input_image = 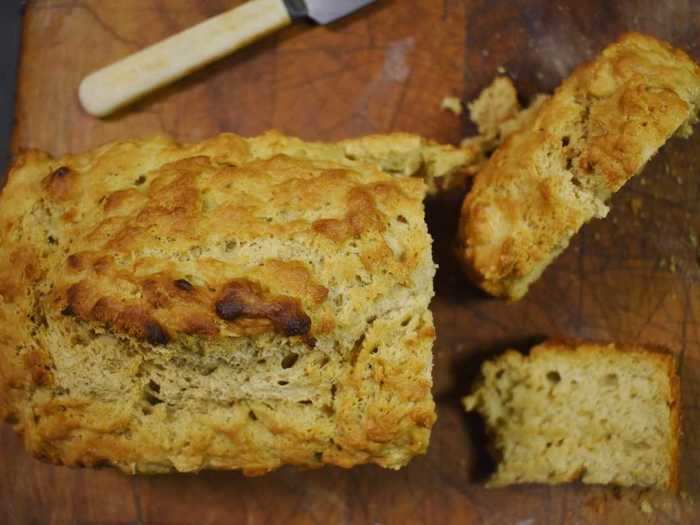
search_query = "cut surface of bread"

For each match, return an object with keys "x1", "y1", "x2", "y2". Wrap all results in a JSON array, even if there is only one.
[
  {"x1": 0, "y1": 131, "x2": 444, "y2": 475},
  {"x1": 463, "y1": 341, "x2": 680, "y2": 489},
  {"x1": 459, "y1": 33, "x2": 700, "y2": 300}
]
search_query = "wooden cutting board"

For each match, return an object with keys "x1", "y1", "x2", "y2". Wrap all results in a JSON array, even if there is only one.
[{"x1": 3, "y1": 0, "x2": 700, "y2": 523}]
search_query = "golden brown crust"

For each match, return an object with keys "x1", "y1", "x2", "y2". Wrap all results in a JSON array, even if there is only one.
[
  {"x1": 0, "y1": 131, "x2": 440, "y2": 474},
  {"x1": 536, "y1": 338, "x2": 678, "y2": 360},
  {"x1": 5, "y1": 135, "x2": 428, "y2": 345},
  {"x1": 459, "y1": 33, "x2": 700, "y2": 300}
]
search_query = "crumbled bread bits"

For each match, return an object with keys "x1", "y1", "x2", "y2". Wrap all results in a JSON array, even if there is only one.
[
  {"x1": 441, "y1": 96, "x2": 463, "y2": 115},
  {"x1": 630, "y1": 198, "x2": 643, "y2": 216}
]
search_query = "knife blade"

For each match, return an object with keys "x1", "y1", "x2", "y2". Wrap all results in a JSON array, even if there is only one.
[
  {"x1": 0, "y1": 0, "x2": 23, "y2": 179},
  {"x1": 79, "y1": 0, "x2": 377, "y2": 118},
  {"x1": 286, "y1": 0, "x2": 376, "y2": 24}
]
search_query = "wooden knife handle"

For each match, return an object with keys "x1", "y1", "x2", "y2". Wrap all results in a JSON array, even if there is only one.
[{"x1": 79, "y1": 0, "x2": 291, "y2": 117}]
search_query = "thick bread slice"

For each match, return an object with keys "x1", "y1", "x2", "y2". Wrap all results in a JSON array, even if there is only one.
[
  {"x1": 463, "y1": 341, "x2": 680, "y2": 490},
  {"x1": 458, "y1": 33, "x2": 700, "y2": 300},
  {"x1": 0, "y1": 131, "x2": 440, "y2": 475}
]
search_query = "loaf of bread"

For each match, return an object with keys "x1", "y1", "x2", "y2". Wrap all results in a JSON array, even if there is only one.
[
  {"x1": 458, "y1": 33, "x2": 700, "y2": 300},
  {"x1": 463, "y1": 341, "x2": 680, "y2": 489},
  {"x1": 0, "y1": 130, "x2": 467, "y2": 474}
]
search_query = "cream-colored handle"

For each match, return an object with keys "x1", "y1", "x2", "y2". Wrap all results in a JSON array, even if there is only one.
[{"x1": 79, "y1": 0, "x2": 291, "y2": 117}]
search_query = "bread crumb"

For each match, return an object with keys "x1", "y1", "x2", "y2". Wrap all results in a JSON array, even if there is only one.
[
  {"x1": 640, "y1": 499, "x2": 653, "y2": 514},
  {"x1": 690, "y1": 232, "x2": 700, "y2": 267},
  {"x1": 441, "y1": 96, "x2": 463, "y2": 115},
  {"x1": 669, "y1": 256, "x2": 678, "y2": 273},
  {"x1": 659, "y1": 256, "x2": 678, "y2": 272},
  {"x1": 497, "y1": 66, "x2": 506, "y2": 74},
  {"x1": 630, "y1": 198, "x2": 643, "y2": 216}
]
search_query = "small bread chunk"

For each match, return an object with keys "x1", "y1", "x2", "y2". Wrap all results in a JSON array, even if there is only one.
[
  {"x1": 463, "y1": 341, "x2": 680, "y2": 489},
  {"x1": 0, "y1": 131, "x2": 442, "y2": 475},
  {"x1": 461, "y1": 77, "x2": 549, "y2": 175},
  {"x1": 469, "y1": 76, "x2": 521, "y2": 138},
  {"x1": 441, "y1": 96, "x2": 463, "y2": 115},
  {"x1": 459, "y1": 33, "x2": 700, "y2": 299}
]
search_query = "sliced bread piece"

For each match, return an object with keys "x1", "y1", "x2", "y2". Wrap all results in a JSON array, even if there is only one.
[
  {"x1": 463, "y1": 341, "x2": 680, "y2": 489},
  {"x1": 459, "y1": 33, "x2": 700, "y2": 300}
]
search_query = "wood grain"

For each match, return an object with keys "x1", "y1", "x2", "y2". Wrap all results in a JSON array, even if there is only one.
[{"x1": 3, "y1": 0, "x2": 700, "y2": 523}]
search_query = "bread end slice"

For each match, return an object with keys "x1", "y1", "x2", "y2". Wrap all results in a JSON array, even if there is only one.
[{"x1": 463, "y1": 340, "x2": 680, "y2": 490}]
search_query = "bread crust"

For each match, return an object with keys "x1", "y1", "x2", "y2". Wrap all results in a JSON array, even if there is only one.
[
  {"x1": 0, "y1": 131, "x2": 445, "y2": 474},
  {"x1": 459, "y1": 33, "x2": 700, "y2": 300}
]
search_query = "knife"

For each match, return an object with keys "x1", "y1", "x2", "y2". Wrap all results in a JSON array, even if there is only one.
[
  {"x1": 0, "y1": 0, "x2": 23, "y2": 178},
  {"x1": 79, "y1": 0, "x2": 375, "y2": 118}
]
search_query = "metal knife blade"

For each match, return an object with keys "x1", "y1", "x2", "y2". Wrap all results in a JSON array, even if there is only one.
[{"x1": 286, "y1": 0, "x2": 376, "y2": 25}]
